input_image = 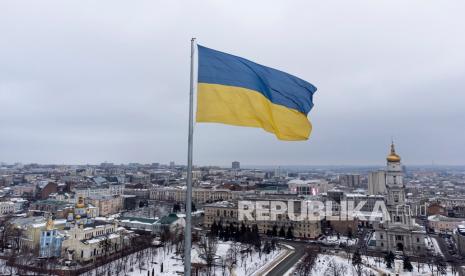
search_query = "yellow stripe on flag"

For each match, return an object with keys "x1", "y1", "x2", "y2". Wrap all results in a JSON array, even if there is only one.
[{"x1": 196, "y1": 83, "x2": 312, "y2": 141}]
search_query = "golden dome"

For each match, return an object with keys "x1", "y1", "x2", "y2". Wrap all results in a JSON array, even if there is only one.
[
  {"x1": 386, "y1": 142, "x2": 401, "y2": 162},
  {"x1": 76, "y1": 196, "x2": 85, "y2": 208},
  {"x1": 46, "y1": 218, "x2": 54, "y2": 231},
  {"x1": 76, "y1": 215, "x2": 81, "y2": 219}
]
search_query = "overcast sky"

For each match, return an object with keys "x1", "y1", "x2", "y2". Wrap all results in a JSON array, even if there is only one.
[{"x1": 1, "y1": 1, "x2": 464, "y2": 166}]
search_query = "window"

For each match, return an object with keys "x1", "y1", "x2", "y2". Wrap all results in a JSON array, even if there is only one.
[{"x1": 380, "y1": 234, "x2": 383, "y2": 239}]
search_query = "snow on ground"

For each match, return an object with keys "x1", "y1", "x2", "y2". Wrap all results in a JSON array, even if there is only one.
[
  {"x1": 319, "y1": 235, "x2": 358, "y2": 246},
  {"x1": 82, "y1": 241, "x2": 283, "y2": 276},
  {"x1": 364, "y1": 255, "x2": 457, "y2": 275},
  {"x1": 313, "y1": 254, "x2": 377, "y2": 275},
  {"x1": 284, "y1": 253, "x2": 458, "y2": 276},
  {"x1": 0, "y1": 259, "x2": 16, "y2": 275}
]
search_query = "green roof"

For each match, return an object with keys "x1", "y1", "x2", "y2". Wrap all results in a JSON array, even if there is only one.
[
  {"x1": 157, "y1": 214, "x2": 179, "y2": 225},
  {"x1": 34, "y1": 200, "x2": 69, "y2": 206},
  {"x1": 118, "y1": 216, "x2": 157, "y2": 224}
]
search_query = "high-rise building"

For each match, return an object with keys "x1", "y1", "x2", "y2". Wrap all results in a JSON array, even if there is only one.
[
  {"x1": 368, "y1": 171, "x2": 387, "y2": 195},
  {"x1": 340, "y1": 174, "x2": 361, "y2": 187},
  {"x1": 232, "y1": 161, "x2": 240, "y2": 170},
  {"x1": 169, "y1": 161, "x2": 175, "y2": 169}
]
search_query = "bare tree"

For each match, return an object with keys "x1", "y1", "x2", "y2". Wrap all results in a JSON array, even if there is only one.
[
  {"x1": 324, "y1": 259, "x2": 348, "y2": 276},
  {"x1": 174, "y1": 227, "x2": 184, "y2": 261},
  {"x1": 98, "y1": 234, "x2": 113, "y2": 259},
  {"x1": 434, "y1": 257, "x2": 446, "y2": 276},
  {"x1": 352, "y1": 250, "x2": 364, "y2": 276},
  {"x1": 0, "y1": 219, "x2": 23, "y2": 254},
  {"x1": 225, "y1": 247, "x2": 236, "y2": 274},
  {"x1": 426, "y1": 256, "x2": 436, "y2": 275},
  {"x1": 295, "y1": 249, "x2": 318, "y2": 276},
  {"x1": 197, "y1": 235, "x2": 218, "y2": 276}
]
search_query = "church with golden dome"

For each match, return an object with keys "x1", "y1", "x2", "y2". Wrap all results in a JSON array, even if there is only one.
[{"x1": 369, "y1": 142, "x2": 427, "y2": 255}]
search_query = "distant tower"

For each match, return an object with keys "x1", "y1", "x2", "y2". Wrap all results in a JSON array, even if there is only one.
[
  {"x1": 169, "y1": 161, "x2": 175, "y2": 169},
  {"x1": 340, "y1": 174, "x2": 361, "y2": 188},
  {"x1": 232, "y1": 161, "x2": 240, "y2": 170},
  {"x1": 385, "y1": 142, "x2": 404, "y2": 206},
  {"x1": 368, "y1": 171, "x2": 387, "y2": 195},
  {"x1": 371, "y1": 141, "x2": 426, "y2": 254},
  {"x1": 274, "y1": 166, "x2": 281, "y2": 178}
]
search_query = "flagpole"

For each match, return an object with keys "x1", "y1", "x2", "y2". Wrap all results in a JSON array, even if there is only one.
[{"x1": 184, "y1": 37, "x2": 196, "y2": 276}]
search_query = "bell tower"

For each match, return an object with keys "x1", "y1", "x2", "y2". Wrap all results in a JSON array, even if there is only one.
[{"x1": 385, "y1": 142, "x2": 405, "y2": 206}]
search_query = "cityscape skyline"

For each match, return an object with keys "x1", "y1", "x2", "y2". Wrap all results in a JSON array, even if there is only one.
[{"x1": 2, "y1": 1, "x2": 465, "y2": 275}]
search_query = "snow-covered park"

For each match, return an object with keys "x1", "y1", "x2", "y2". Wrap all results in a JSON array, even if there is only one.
[{"x1": 79, "y1": 240, "x2": 284, "y2": 276}]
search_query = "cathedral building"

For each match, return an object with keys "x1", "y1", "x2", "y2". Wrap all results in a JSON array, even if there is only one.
[
  {"x1": 39, "y1": 218, "x2": 64, "y2": 258},
  {"x1": 370, "y1": 143, "x2": 427, "y2": 255}
]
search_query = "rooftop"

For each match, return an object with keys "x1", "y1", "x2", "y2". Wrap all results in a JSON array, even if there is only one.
[{"x1": 118, "y1": 216, "x2": 157, "y2": 225}]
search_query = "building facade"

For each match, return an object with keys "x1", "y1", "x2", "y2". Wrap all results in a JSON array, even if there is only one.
[
  {"x1": 150, "y1": 187, "x2": 239, "y2": 204},
  {"x1": 39, "y1": 219, "x2": 64, "y2": 258},
  {"x1": 340, "y1": 174, "x2": 361, "y2": 188},
  {"x1": 428, "y1": 215, "x2": 465, "y2": 233},
  {"x1": 62, "y1": 223, "x2": 122, "y2": 262},
  {"x1": 0, "y1": 201, "x2": 15, "y2": 215},
  {"x1": 371, "y1": 143, "x2": 427, "y2": 255},
  {"x1": 288, "y1": 179, "x2": 329, "y2": 196},
  {"x1": 368, "y1": 171, "x2": 387, "y2": 195},
  {"x1": 87, "y1": 196, "x2": 123, "y2": 217},
  {"x1": 204, "y1": 200, "x2": 321, "y2": 239}
]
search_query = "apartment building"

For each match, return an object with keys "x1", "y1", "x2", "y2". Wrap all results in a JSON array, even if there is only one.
[
  {"x1": 203, "y1": 200, "x2": 321, "y2": 239},
  {"x1": 150, "y1": 187, "x2": 239, "y2": 204},
  {"x1": 87, "y1": 196, "x2": 123, "y2": 217},
  {"x1": 0, "y1": 201, "x2": 15, "y2": 215}
]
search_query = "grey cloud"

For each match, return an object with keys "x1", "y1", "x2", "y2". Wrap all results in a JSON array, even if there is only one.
[{"x1": 1, "y1": 0, "x2": 464, "y2": 165}]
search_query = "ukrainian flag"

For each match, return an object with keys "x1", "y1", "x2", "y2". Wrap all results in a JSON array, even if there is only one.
[{"x1": 196, "y1": 45, "x2": 317, "y2": 141}]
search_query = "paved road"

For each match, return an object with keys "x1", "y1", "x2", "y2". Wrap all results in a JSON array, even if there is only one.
[
  {"x1": 265, "y1": 237, "x2": 465, "y2": 276},
  {"x1": 266, "y1": 241, "x2": 308, "y2": 276}
]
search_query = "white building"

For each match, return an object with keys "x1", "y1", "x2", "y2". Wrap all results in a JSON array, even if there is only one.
[
  {"x1": 62, "y1": 223, "x2": 123, "y2": 262},
  {"x1": 0, "y1": 201, "x2": 15, "y2": 215},
  {"x1": 73, "y1": 183, "x2": 125, "y2": 199},
  {"x1": 288, "y1": 179, "x2": 329, "y2": 195},
  {"x1": 10, "y1": 198, "x2": 27, "y2": 212},
  {"x1": 428, "y1": 215, "x2": 465, "y2": 233}
]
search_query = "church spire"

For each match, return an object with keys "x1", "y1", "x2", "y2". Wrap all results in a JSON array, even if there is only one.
[{"x1": 387, "y1": 140, "x2": 401, "y2": 162}]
